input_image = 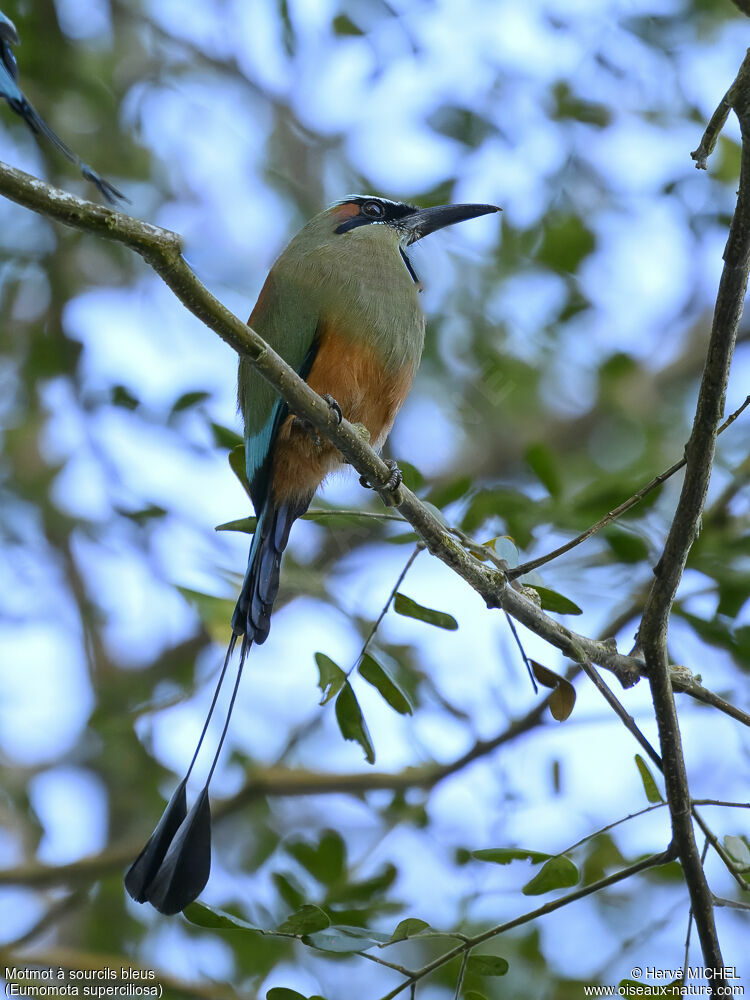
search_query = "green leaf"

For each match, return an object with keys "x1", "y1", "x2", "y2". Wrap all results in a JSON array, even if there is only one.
[
  {"x1": 526, "y1": 585, "x2": 582, "y2": 615},
  {"x1": 394, "y1": 593, "x2": 458, "y2": 631},
  {"x1": 170, "y1": 389, "x2": 210, "y2": 414},
  {"x1": 359, "y1": 654, "x2": 413, "y2": 715},
  {"x1": 177, "y1": 587, "x2": 236, "y2": 642},
  {"x1": 329, "y1": 863, "x2": 397, "y2": 903},
  {"x1": 215, "y1": 516, "x2": 257, "y2": 533},
  {"x1": 724, "y1": 835, "x2": 750, "y2": 868},
  {"x1": 229, "y1": 444, "x2": 253, "y2": 498},
  {"x1": 286, "y1": 830, "x2": 346, "y2": 885},
  {"x1": 553, "y1": 81, "x2": 611, "y2": 127},
  {"x1": 522, "y1": 856, "x2": 579, "y2": 895},
  {"x1": 332, "y1": 13, "x2": 363, "y2": 34},
  {"x1": 276, "y1": 904, "x2": 330, "y2": 936},
  {"x1": 389, "y1": 917, "x2": 430, "y2": 943},
  {"x1": 537, "y1": 213, "x2": 596, "y2": 273},
  {"x1": 183, "y1": 902, "x2": 263, "y2": 933},
  {"x1": 315, "y1": 653, "x2": 346, "y2": 705},
  {"x1": 634, "y1": 754, "x2": 663, "y2": 804},
  {"x1": 425, "y1": 474, "x2": 472, "y2": 510},
  {"x1": 335, "y1": 682, "x2": 375, "y2": 764},
  {"x1": 604, "y1": 526, "x2": 649, "y2": 564},
  {"x1": 111, "y1": 384, "x2": 140, "y2": 410},
  {"x1": 467, "y1": 954, "x2": 510, "y2": 977},
  {"x1": 464, "y1": 993, "x2": 489, "y2": 1000},
  {"x1": 386, "y1": 531, "x2": 421, "y2": 545},
  {"x1": 267, "y1": 990, "x2": 307, "y2": 1000},
  {"x1": 211, "y1": 421, "x2": 243, "y2": 449},
  {"x1": 427, "y1": 106, "x2": 497, "y2": 146},
  {"x1": 484, "y1": 535, "x2": 519, "y2": 567},
  {"x1": 272, "y1": 871, "x2": 306, "y2": 910},
  {"x1": 118, "y1": 504, "x2": 168, "y2": 525},
  {"x1": 716, "y1": 573, "x2": 750, "y2": 618},
  {"x1": 460, "y1": 486, "x2": 533, "y2": 542},
  {"x1": 525, "y1": 442, "x2": 561, "y2": 498},
  {"x1": 472, "y1": 847, "x2": 549, "y2": 865},
  {"x1": 393, "y1": 459, "x2": 424, "y2": 492},
  {"x1": 305, "y1": 925, "x2": 390, "y2": 953}
]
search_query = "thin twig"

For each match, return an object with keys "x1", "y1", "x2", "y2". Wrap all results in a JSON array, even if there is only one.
[
  {"x1": 453, "y1": 951, "x2": 470, "y2": 999},
  {"x1": 691, "y1": 808, "x2": 750, "y2": 892},
  {"x1": 579, "y1": 660, "x2": 662, "y2": 768},
  {"x1": 558, "y1": 802, "x2": 667, "y2": 858},
  {"x1": 347, "y1": 545, "x2": 423, "y2": 678},
  {"x1": 669, "y1": 668, "x2": 750, "y2": 728},
  {"x1": 684, "y1": 837, "x2": 711, "y2": 973}
]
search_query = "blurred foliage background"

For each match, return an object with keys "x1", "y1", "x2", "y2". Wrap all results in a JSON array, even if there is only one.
[{"x1": 1, "y1": 0, "x2": 750, "y2": 997}]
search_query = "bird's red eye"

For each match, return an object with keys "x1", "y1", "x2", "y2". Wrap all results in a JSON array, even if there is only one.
[{"x1": 361, "y1": 200, "x2": 385, "y2": 218}]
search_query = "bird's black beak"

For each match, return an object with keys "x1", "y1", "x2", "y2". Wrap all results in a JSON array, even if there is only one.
[{"x1": 402, "y1": 203, "x2": 500, "y2": 245}]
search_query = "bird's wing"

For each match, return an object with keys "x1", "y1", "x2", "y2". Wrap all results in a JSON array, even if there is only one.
[
  {"x1": 239, "y1": 268, "x2": 322, "y2": 514},
  {"x1": 0, "y1": 55, "x2": 25, "y2": 111}
]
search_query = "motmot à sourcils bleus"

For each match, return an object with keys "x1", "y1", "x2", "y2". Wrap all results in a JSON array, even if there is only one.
[
  {"x1": 0, "y1": 10, "x2": 124, "y2": 203},
  {"x1": 125, "y1": 195, "x2": 499, "y2": 914}
]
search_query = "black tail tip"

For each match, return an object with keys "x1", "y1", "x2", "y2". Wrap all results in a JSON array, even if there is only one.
[{"x1": 125, "y1": 783, "x2": 212, "y2": 915}]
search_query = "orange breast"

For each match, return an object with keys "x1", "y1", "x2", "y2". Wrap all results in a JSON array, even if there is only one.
[{"x1": 271, "y1": 326, "x2": 416, "y2": 504}]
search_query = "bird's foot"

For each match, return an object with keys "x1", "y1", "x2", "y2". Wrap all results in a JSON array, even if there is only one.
[
  {"x1": 322, "y1": 393, "x2": 343, "y2": 424},
  {"x1": 291, "y1": 394, "x2": 342, "y2": 446},
  {"x1": 360, "y1": 459, "x2": 403, "y2": 499}
]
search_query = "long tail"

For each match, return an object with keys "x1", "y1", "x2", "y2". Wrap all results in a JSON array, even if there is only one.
[
  {"x1": 125, "y1": 495, "x2": 310, "y2": 914},
  {"x1": 231, "y1": 497, "x2": 310, "y2": 643}
]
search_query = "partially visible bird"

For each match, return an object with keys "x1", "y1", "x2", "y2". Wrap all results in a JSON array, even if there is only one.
[
  {"x1": 125, "y1": 194, "x2": 499, "y2": 914},
  {"x1": 0, "y1": 10, "x2": 125, "y2": 203}
]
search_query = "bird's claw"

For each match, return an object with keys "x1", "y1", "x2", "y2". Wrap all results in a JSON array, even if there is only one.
[
  {"x1": 291, "y1": 394, "x2": 343, "y2": 445},
  {"x1": 359, "y1": 459, "x2": 403, "y2": 496},
  {"x1": 322, "y1": 394, "x2": 343, "y2": 424}
]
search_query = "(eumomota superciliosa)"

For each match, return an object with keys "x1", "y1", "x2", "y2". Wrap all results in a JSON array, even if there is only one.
[
  {"x1": 125, "y1": 194, "x2": 500, "y2": 914},
  {"x1": 0, "y1": 10, "x2": 124, "y2": 204}
]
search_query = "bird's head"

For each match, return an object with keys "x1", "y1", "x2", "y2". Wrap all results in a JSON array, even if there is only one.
[
  {"x1": 294, "y1": 195, "x2": 499, "y2": 284},
  {"x1": 328, "y1": 195, "x2": 499, "y2": 247}
]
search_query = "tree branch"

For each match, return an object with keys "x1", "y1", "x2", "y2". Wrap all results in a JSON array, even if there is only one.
[
  {"x1": 637, "y1": 49, "x2": 750, "y2": 983},
  {"x1": 0, "y1": 157, "x2": 643, "y2": 688}
]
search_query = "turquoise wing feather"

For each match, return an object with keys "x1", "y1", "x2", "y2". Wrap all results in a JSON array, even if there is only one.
[{"x1": 239, "y1": 267, "x2": 321, "y2": 514}]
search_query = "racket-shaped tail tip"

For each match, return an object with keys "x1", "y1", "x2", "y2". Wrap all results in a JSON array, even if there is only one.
[
  {"x1": 142, "y1": 787, "x2": 213, "y2": 915},
  {"x1": 124, "y1": 778, "x2": 188, "y2": 903}
]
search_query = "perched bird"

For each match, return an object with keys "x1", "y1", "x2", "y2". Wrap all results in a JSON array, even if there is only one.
[
  {"x1": 0, "y1": 10, "x2": 124, "y2": 203},
  {"x1": 125, "y1": 195, "x2": 499, "y2": 914}
]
